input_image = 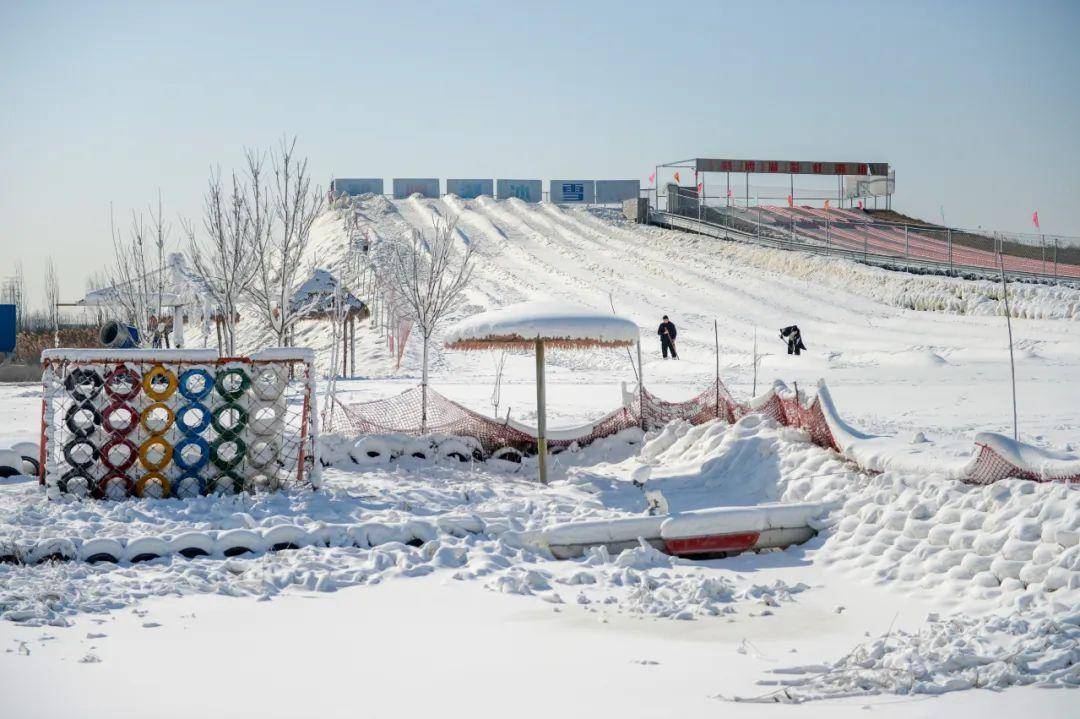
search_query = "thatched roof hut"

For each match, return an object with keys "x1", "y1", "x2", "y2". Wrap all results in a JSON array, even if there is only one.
[{"x1": 444, "y1": 302, "x2": 639, "y2": 483}]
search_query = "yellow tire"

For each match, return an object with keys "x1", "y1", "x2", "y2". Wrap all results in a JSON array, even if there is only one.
[
  {"x1": 140, "y1": 402, "x2": 175, "y2": 436},
  {"x1": 135, "y1": 472, "x2": 171, "y2": 499},
  {"x1": 139, "y1": 436, "x2": 174, "y2": 471},
  {"x1": 142, "y1": 364, "x2": 178, "y2": 401}
]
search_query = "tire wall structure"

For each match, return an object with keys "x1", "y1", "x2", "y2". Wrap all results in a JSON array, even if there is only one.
[{"x1": 40, "y1": 349, "x2": 317, "y2": 500}]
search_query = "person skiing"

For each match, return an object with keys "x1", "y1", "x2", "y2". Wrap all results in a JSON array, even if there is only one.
[{"x1": 658, "y1": 315, "x2": 678, "y2": 359}]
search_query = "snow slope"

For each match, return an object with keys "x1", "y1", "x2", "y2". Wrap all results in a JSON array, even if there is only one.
[{"x1": 2, "y1": 195, "x2": 1078, "y2": 715}]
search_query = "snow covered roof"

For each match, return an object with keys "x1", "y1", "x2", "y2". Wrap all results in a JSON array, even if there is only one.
[
  {"x1": 79, "y1": 253, "x2": 221, "y2": 315},
  {"x1": 289, "y1": 268, "x2": 367, "y2": 319},
  {"x1": 444, "y1": 302, "x2": 639, "y2": 350}
]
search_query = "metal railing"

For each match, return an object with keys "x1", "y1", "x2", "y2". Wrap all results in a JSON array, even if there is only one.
[{"x1": 650, "y1": 206, "x2": 1080, "y2": 286}]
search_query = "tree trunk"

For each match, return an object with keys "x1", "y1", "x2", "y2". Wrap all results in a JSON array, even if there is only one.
[{"x1": 420, "y1": 334, "x2": 429, "y2": 433}]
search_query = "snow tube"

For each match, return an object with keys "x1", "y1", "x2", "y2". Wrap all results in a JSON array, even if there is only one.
[
  {"x1": 104, "y1": 365, "x2": 141, "y2": 400},
  {"x1": 214, "y1": 367, "x2": 251, "y2": 401},
  {"x1": 211, "y1": 403, "x2": 248, "y2": 439},
  {"x1": 63, "y1": 367, "x2": 104, "y2": 401},
  {"x1": 97, "y1": 472, "x2": 132, "y2": 500},
  {"x1": 99, "y1": 320, "x2": 140, "y2": 349},
  {"x1": 208, "y1": 471, "x2": 243, "y2": 495},
  {"x1": 176, "y1": 402, "x2": 211, "y2": 436},
  {"x1": 100, "y1": 437, "x2": 138, "y2": 472},
  {"x1": 172, "y1": 472, "x2": 206, "y2": 499},
  {"x1": 173, "y1": 436, "x2": 210, "y2": 472},
  {"x1": 251, "y1": 366, "x2": 287, "y2": 401},
  {"x1": 102, "y1": 401, "x2": 138, "y2": 435},
  {"x1": 178, "y1": 367, "x2": 215, "y2": 401},
  {"x1": 247, "y1": 402, "x2": 283, "y2": 436},
  {"x1": 134, "y1": 472, "x2": 171, "y2": 499},
  {"x1": 138, "y1": 436, "x2": 173, "y2": 471},
  {"x1": 142, "y1": 364, "x2": 178, "y2": 401},
  {"x1": 62, "y1": 437, "x2": 99, "y2": 469},
  {"x1": 210, "y1": 436, "x2": 246, "y2": 471},
  {"x1": 64, "y1": 401, "x2": 102, "y2": 438},
  {"x1": 140, "y1": 402, "x2": 175, "y2": 435},
  {"x1": 59, "y1": 468, "x2": 93, "y2": 498}
]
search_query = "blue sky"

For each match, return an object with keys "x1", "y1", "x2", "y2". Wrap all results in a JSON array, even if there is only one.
[{"x1": 2, "y1": 0, "x2": 1078, "y2": 303}]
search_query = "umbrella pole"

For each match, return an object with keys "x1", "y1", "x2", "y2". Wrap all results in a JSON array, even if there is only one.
[{"x1": 535, "y1": 338, "x2": 548, "y2": 484}]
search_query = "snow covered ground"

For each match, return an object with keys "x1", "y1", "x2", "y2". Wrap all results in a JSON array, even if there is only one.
[{"x1": 1, "y1": 197, "x2": 1078, "y2": 716}]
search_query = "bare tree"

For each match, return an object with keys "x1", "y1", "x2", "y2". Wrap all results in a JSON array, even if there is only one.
[
  {"x1": 105, "y1": 196, "x2": 171, "y2": 346},
  {"x1": 381, "y1": 215, "x2": 474, "y2": 431},
  {"x1": 245, "y1": 137, "x2": 325, "y2": 346},
  {"x1": 183, "y1": 169, "x2": 258, "y2": 355},
  {"x1": 43, "y1": 258, "x2": 60, "y2": 347}
]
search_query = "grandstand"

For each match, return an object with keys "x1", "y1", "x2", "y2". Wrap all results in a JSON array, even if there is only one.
[{"x1": 651, "y1": 157, "x2": 1079, "y2": 282}]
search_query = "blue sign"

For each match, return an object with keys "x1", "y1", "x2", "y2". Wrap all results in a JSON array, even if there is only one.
[
  {"x1": 562, "y1": 183, "x2": 584, "y2": 201},
  {"x1": 0, "y1": 304, "x2": 15, "y2": 353}
]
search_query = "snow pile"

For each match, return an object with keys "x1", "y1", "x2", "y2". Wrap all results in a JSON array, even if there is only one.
[
  {"x1": 743, "y1": 611, "x2": 1079, "y2": 702},
  {"x1": 470, "y1": 540, "x2": 812, "y2": 621}
]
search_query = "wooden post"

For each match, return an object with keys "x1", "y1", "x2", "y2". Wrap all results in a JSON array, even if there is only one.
[
  {"x1": 342, "y1": 317, "x2": 348, "y2": 377},
  {"x1": 637, "y1": 339, "x2": 645, "y2": 430},
  {"x1": 713, "y1": 319, "x2": 720, "y2": 418},
  {"x1": 535, "y1": 338, "x2": 548, "y2": 484},
  {"x1": 349, "y1": 314, "x2": 356, "y2": 377}
]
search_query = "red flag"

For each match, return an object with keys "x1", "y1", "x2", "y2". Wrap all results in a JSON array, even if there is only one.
[
  {"x1": 673, "y1": 171, "x2": 681, "y2": 184},
  {"x1": 697, "y1": 182, "x2": 703, "y2": 193},
  {"x1": 787, "y1": 195, "x2": 794, "y2": 208},
  {"x1": 648, "y1": 172, "x2": 655, "y2": 183},
  {"x1": 1032, "y1": 210, "x2": 1040, "y2": 229},
  {"x1": 726, "y1": 188, "x2": 733, "y2": 198},
  {"x1": 857, "y1": 200, "x2": 864, "y2": 210},
  {"x1": 824, "y1": 199, "x2": 830, "y2": 211}
]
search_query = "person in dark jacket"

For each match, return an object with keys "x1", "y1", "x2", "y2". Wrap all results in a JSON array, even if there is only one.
[
  {"x1": 658, "y1": 315, "x2": 678, "y2": 359},
  {"x1": 780, "y1": 325, "x2": 806, "y2": 355}
]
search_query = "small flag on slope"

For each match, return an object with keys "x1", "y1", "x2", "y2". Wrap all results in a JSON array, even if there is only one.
[
  {"x1": 674, "y1": 171, "x2": 681, "y2": 184},
  {"x1": 1032, "y1": 210, "x2": 1040, "y2": 230}
]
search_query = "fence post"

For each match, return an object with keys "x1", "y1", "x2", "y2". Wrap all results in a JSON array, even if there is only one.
[
  {"x1": 947, "y1": 228, "x2": 953, "y2": 274},
  {"x1": 637, "y1": 339, "x2": 645, "y2": 431},
  {"x1": 904, "y1": 225, "x2": 909, "y2": 258},
  {"x1": 1054, "y1": 239, "x2": 1058, "y2": 283}
]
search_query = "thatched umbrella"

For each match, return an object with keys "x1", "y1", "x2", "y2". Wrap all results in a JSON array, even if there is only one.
[{"x1": 444, "y1": 302, "x2": 639, "y2": 484}]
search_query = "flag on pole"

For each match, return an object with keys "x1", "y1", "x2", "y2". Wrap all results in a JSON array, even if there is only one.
[
  {"x1": 673, "y1": 171, "x2": 681, "y2": 184},
  {"x1": 726, "y1": 188, "x2": 732, "y2": 198},
  {"x1": 787, "y1": 195, "x2": 794, "y2": 208},
  {"x1": 824, "y1": 199, "x2": 830, "y2": 211},
  {"x1": 1032, "y1": 210, "x2": 1040, "y2": 230},
  {"x1": 697, "y1": 182, "x2": 703, "y2": 193},
  {"x1": 648, "y1": 172, "x2": 655, "y2": 184},
  {"x1": 857, "y1": 200, "x2": 864, "y2": 210}
]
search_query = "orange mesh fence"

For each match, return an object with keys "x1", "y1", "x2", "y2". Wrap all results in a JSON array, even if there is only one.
[{"x1": 325, "y1": 379, "x2": 1077, "y2": 484}]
